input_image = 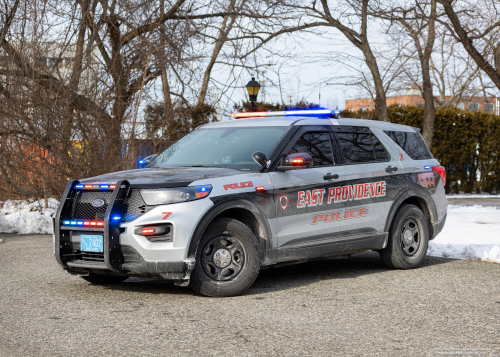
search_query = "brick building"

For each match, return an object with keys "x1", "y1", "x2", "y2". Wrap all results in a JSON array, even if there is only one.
[{"x1": 345, "y1": 87, "x2": 499, "y2": 115}]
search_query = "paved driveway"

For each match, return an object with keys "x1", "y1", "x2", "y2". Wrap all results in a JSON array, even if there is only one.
[{"x1": 0, "y1": 234, "x2": 499, "y2": 356}]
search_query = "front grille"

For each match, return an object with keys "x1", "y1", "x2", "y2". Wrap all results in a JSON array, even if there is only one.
[
  {"x1": 121, "y1": 189, "x2": 155, "y2": 222},
  {"x1": 68, "y1": 189, "x2": 154, "y2": 222},
  {"x1": 79, "y1": 251, "x2": 105, "y2": 262},
  {"x1": 71, "y1": 191, "x2": 112, "y2": 221}
]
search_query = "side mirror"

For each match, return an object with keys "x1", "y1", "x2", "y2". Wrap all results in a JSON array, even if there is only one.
[
  {"x1": 138, "y1": 154, "x2": 159, "y2": 168},
  {"x1": 276, "y1": 153, "x2": 313, "y2": 171},
  {"x1": 252, "y1": 151, "x2": 268, "y2": 167}
]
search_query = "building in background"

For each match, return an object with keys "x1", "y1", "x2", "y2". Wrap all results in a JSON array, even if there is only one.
[{"x1": 346, "y1": 86, "x2": 499, "y2": 115}]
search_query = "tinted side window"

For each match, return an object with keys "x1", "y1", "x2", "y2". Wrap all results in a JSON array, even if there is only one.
[
  {"x1": 336, "y1": 132, "x2": 390, "y2": 163},
  {"x1": 289, "y1": 132, "x2": 334, "y2": 166},
  {"x1": 384, "y1": 131, "x2": 432, "y2": 160},
  {"x1": 337, "y1": 133, "x2": 375, "y2": 163},
  {"x1": 372, "y1": 135, "x2": 390, "y2": 161}
]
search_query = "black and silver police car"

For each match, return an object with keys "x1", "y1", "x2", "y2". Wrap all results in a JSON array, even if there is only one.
[{"x1": 54, "y1": 109, "x2": 448, "y2": 297}]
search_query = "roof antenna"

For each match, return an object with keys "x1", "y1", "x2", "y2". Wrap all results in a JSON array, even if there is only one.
[{"x1": 319, "y1": 84, "x2": 321, "y2": 107}]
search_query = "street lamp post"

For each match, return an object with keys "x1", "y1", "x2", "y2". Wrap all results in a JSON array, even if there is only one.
[{"x1": 246, "y1": 77, "x2": 261, "y2": 111}]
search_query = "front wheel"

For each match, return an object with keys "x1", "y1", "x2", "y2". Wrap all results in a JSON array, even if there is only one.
[
  {"x1": 379, "y1": 204, "x2": 429, "y2": 269},
  {"x1": 190, "y1": 217, "x2": 260, "y2": 297}
]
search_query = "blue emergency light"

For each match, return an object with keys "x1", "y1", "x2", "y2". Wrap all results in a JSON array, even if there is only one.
[{"x1": 231, "y1": 108, "x2": 340, "y2": 119}]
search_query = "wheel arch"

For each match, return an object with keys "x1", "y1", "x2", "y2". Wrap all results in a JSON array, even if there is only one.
[
  {"x1": 384, "y1": 186, "x2": 438, "y2": 239},
  {"x1": 187, "y1": 199, "x2": 272, "y2": 262}
]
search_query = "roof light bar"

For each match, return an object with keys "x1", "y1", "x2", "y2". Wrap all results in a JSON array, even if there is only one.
[
  {"x1": 231, "y1": 112, "x2": 267, "y2": 118},
  {"x1": 231, "y1": 109, "x2": 338, "y2": 119},
  {"x1": 285, "y1": 109, "x2": 332, "y2": 116}
]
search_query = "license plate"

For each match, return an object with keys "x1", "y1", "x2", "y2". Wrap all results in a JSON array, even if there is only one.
[{"x1": 81, "y1": 235, "x2": 103, "y2": 253}]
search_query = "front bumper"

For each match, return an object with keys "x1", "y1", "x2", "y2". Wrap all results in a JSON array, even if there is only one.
[
  {"x1": 64, "y1": 253, "x2": 195, "y2": 282},
  {"x1": 54, "y1": 179, "x2": 211, "y2": 283}
]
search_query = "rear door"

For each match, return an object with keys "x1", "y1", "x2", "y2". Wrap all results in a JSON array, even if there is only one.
[
  {"x1": 331, "y1": 126, "x2": 407, "y2": 252},
  {"x1": 269, "y1": 125, "x2": 346, "y2": 251}
]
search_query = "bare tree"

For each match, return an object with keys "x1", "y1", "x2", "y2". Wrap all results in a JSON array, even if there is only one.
[
  {"x1": 379, "y1": 0, "x2": 437, "y2": 146},
  {"x1": 0, "y1": 0, "x2": 252, "y2": 198},
  {"x1": 236, "y1": 0, "x2": 392, "y2": 121},
  {"x1": 430, "y1": 28, "x2": 483, "y2": 107},
  {"x1": 436, "y1": 0, "x2": 500, "y2": 90}
]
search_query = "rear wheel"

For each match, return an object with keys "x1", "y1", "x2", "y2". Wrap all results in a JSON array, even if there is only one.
[
  {"x1": 80, "y1": 273, "x2": 129, "y2": 285},
  {"x1": 379, "y1": 204, "x2": 429, "y2": 269},
  {"x1": 190, "y1": 217, "x2": 260, "y2": 297}
]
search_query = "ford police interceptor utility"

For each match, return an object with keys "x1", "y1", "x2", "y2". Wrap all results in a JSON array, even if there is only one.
[{"x1": 54, "y1": 109, "x2": 448, "y2": 297}]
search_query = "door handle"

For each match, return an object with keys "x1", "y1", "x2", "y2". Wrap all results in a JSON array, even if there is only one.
[
  {"x1": 385, "y1": 165, "x2": 398, "y2": 173},
  {"x1": 323, "y1": 173, "x2": 339, "y2": 180}
]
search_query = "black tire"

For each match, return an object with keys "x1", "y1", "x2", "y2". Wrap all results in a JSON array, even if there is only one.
[
  {"x1": 379, "y1": 204, "x2": 429, "y2": 269},
  {"x1": 80, "y1": 273, "x2": 129, "y2": 285},
  {"x1": 190, "y1": 217, "x2": 260, "y2": 297}
]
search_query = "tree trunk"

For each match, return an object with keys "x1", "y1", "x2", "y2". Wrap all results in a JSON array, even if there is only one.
[
  {"x1": 420, "y1": 0, "x2": 436, "y2": 148},
  {"x1": 361, "y1": 0, "x2": 390, "y2": 122},
  {"x1": 159, "y1": 0, "x2": 174, "y2": 137},
  {"x1": 197, "y1": 0, "x2": 238, "y2": 106},
  {"x1": 364, "y1": 45, "x2": 390, "y2": 122}
]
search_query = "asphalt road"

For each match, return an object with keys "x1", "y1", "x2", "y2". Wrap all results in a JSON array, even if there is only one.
[{"x1": 0, "y1": 234, "x2": 499, "y2": 357}]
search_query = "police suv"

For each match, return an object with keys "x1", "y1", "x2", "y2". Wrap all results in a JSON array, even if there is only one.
[{"x1": 54, "y1": 109, "x2": 448, "y2": 297}]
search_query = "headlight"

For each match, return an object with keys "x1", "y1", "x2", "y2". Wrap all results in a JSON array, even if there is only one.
[{"x1": 140, "y1": 185, "x2": 212, "y2": 205}]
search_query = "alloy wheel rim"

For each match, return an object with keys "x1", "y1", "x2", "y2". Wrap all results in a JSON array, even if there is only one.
[
  {"x1": 400, "y1": 217, "x2": 421, "y2": 257},
  {"x1": 201, "y1": 236, "x2": 245, "y2": 281}
]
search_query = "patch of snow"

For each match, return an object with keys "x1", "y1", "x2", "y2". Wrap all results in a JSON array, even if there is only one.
[
  {"x1": 0, "y1": 238, "x2": 2, "y2": 243},
  {"x1": 0, "y1": 198, "x2": 58, "y2": 235},
  {"x1": 428, "y1": 205, "x2": 500, "y2": 263}
]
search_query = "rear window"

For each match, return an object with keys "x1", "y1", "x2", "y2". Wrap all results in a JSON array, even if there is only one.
[
  {"x1": 384, "y1": 131, "x2": 432, "y2": 160},
  {"x1": 336, "y1": 132, "x2": 390, "y2": 164}
]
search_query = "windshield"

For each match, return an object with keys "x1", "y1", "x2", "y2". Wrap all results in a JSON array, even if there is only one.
[{"x1": 150, "y1": 126, "x2": 288, "y2": 171}]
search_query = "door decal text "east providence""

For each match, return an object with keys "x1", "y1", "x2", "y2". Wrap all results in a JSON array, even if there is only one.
[{"x1": 297, "y1": 181, "x2": 387, "y2": 208}]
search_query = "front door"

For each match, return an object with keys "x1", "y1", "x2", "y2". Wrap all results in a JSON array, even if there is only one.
[{"x1": 269, "y1": 126, "x2": 346, "y2": 251}]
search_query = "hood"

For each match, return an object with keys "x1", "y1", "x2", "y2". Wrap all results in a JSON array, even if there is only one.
[{"x1": 79, "y1": 167, "x2": 244, "y2": 188}]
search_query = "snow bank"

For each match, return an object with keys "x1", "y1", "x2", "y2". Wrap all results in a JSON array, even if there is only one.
[
  {"x1": 446, "y1": 194, "x2": 500, "y2": 199},
  {"x1": 0, "y1": 198, "x2": 58, "y2": 235},
  {"x1": 427, "y1": 205, "x2": 500, "y2": 263}
]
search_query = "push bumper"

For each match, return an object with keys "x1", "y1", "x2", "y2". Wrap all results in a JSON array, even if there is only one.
[{"x1": 54, "y1": 180, "x2": 197, "y2": 284}]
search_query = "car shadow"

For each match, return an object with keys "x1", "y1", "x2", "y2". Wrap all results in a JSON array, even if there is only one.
[
  {"x1": 244, "y1": 251, "x2": 457, "y2": 296},
  {"x1": 103, "y1": 252, "x2": 457, "y2": 297}
]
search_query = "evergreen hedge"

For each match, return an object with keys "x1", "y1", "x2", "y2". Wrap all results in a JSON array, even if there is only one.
[{"x1": 340, "y1": 106, "x2": 500, "y2": 194}]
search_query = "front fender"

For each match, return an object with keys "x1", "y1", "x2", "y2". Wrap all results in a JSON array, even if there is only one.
[{"x1": 187, "y1": 197, "x2": 274, "y2": 262}]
